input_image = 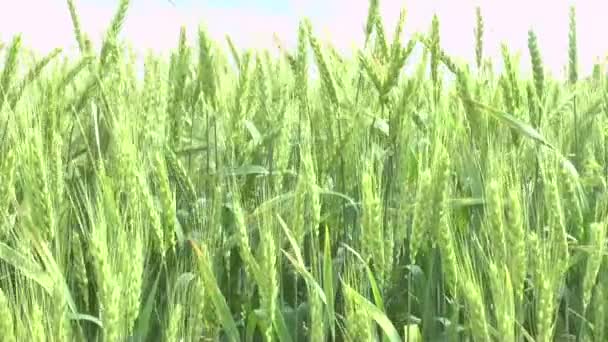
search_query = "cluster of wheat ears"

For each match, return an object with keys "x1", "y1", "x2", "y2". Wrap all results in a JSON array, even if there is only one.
[{"x1": 0, "y1": 0, "x2": 607, "y2": 341}]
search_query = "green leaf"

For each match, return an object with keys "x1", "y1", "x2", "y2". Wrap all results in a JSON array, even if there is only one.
[
  {"x1": 403, "y1": 324, "x2": 422, "y2": 342},
  {"x1": 24, "y1": 232, "x2": 79, "y2": 316},
  {"x1": 0, "y1": 242, "x2": 54, "y2": 293},
  {"x1": 466, "y1": 99, "x2": 555, "y2": 149},
  {"x1": 244, "y1": 119, "x2": 262, "y2": 145},
  {"x1": 341, "y1": 243, "x2": 385, "y2": 311},
  {"x1": 323, "y1": 225, "x2": 336, "y2": 339},
  {"x1": 68, "y1": 313, "x2": 103, "y2": 328},
  {"x1": 226, "y1": 164, "x2": 269, "y2": 176},
  {"x1": 173, "y1": 272, "x2": 196, "y2": 302},
  {"x1": 373, "y1": 117, "x2": 390, "y2": 136},
  {"x1": 278, "y1": 215, "x2": 328, "y2": 306},
  {"x1": 189, "y1": 240, "x2": 241, "y2": 342},
  {"x1": 133, "y1": 268, "x2": 162, "y2": 340},
  {"x1": 449, "y1": 197, "x2": 485, "y2": 208},
  {"x1": 343, "y1": 283, "x2": 402, "y2": 342},
  {"x1": 246, "y1": 310, "x2": 260, "y2": 342},
  {"x1": 272, "y1": 305, "x2": 294, "y2": 342}
]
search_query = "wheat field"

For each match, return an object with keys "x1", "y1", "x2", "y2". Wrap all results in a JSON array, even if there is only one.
[{"x1": 0, "y1": 1, "x2": 607, "y2": 341}]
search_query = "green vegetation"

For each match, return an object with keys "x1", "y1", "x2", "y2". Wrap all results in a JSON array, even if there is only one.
[{"x1": 1, "y1": 0, "x2": 607, "y2": 341}]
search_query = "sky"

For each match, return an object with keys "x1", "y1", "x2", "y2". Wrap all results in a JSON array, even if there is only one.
[{"x1": 0, "y1": 0, "x2": 605, "y2": 76}]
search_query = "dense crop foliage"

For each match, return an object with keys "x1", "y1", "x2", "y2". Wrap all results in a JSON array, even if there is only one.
[{"x1": 1, "y1": 1, "x2": 608, "y2": 341}]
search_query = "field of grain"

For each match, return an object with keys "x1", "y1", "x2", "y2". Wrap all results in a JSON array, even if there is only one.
[{"x1": 0, "y1": 0, "x2": 607, "y2": 341}]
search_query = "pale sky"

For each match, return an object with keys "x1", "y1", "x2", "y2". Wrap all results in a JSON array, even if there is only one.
[{"x1": 0, "y1": 0, "x2": 605, "y2": 77}]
